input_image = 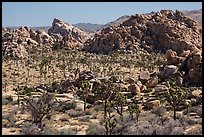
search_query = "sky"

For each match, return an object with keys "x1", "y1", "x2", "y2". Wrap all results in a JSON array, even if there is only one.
[{"x1": 2, "y1": 2, "x2": 202, "y2": 27}]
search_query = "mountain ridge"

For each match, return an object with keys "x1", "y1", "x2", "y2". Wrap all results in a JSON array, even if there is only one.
[{"x1": 3, "y1": 9, "x2": 202, "y2": 33}]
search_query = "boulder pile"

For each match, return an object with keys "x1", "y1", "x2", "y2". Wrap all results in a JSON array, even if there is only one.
[
  {"x1": 84, "y1": 10, "x2": 202, "y2": 54},
  {"x1": 158, "y1": 49, "x2": 202, "y2": 85},
  {"x1": 2, "y1": 19, "x2": 92, "y2": 59},
  {"x1": 2, "y1": 42, "x2": 28, "y2": 59}
]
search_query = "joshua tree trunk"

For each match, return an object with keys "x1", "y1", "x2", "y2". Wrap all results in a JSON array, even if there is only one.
[
  {"x1": 63, "y1": 68, "x2": 66, "y2": 79},
  {"x1": 17, "y1": 60, "x2": 19, "y2": 74},
  {"x1": 17, "y1": 89, "x2": 20, "y2": 107},
  {"x1": 4, "y1": 81, "x2": 7, "y2": 92},
  {"x1": 40, "y1": 72, "x2": 42, "y2": 83},
  {"x1": 104, "y1": 99, "x2": 107, "y2": 119},
  {"x1": 130, "y1": 112, "x2": 134, "y2": 120},
  {"x1": 173, "y1": 107, "x2": 176, "y2": 120},
  {"x1": 52, "y1": 71, "x2": 55, "y2": 82},
  {"x1": 84, "y1": 94, "x2": 87, "y2": 111},
  {"x1": 136, "y1": 113, "x2": 139, "y2": 122},
  {"x1": 27, "y1": 68, "x2": 30, "y2": 84}
]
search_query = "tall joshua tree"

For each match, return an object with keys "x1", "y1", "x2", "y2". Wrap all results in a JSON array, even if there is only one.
[
  {"x1": 81, "y1": 80, "x2": 92, "y2": 111},
  {"x1": 94, "y1": 80, "x2": 114, "y2": 119},
  {"x1": 165, "y1": 80, "x2": 189, "y2": 120}
]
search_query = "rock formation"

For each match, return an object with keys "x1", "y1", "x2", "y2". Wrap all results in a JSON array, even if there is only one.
[
  {"x1": 2, "y1": 42, "x2": 28, "y2": 59},
  {"x1": 84, "y1": 10, "x2": 202, "y2": 55},
  {"x1": 158, "y1": 49, "x2": 202, "y2": 85},
  {"x1": 2, "y1": 18, "x2": 92, "y2": 58},
  {"x1": 48, "y1": 18, "x2": 91, "y2": 48}
]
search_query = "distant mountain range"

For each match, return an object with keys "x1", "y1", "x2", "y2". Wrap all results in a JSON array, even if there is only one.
[
  {"x1": 182, "y1": 9, "x2": 202, "y2": 25},
  {"x1": 73, "y1": 23, "x2": 103, "y2": 33},
  {"x1": 5, "y1": 9, "x2": 202, "y2": 33}
]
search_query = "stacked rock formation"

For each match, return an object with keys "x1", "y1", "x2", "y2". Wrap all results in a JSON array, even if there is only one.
[
  {"x1": 2, "y1": 26, "x2": 54, "y2": 59},
  {"x1": 2, "y1": 19, "x2": 92, "y2": 59},
  {"x1": 48, "y1": 18, "x2": 91, "y2": 49},
  {"x1": 84, "y1": 10, "x2": 202, "y2": 55},
  {"x1": 158, "y1": 49, "x2": 202, "y2": 85}
]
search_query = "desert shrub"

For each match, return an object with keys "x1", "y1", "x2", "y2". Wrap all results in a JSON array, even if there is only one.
[
  {"x1": 58, "y1": 128, "x2": 77, "y2": 135},
  {"x1": 22, "y1": 92, "x2": 55, "y2": 128},
  {"x1": 78, "y1": 115, "x2": 92, "y2": 122},
  {"x1": 84, "y1": 108, "x2": 94, "y2": 115},
  {"x1": 20, "y1": 122, "x2": 42, "y2": 135},
  {"x1": 6, "y1": 95, "x2": 14, "y2": 102},
  {"x1": 67, "y1": 109, "x2": 84, "y2": 117},
  {"x1": 151, "y1": 106, "x2": 167, "y2": 117},
  {"x1": 55, "y1": 100, "x2": 77, "y2": 112},
  {"x1": 42, "y1": 126, "x2": 59, "y2": 135},
  {"x1": 86, "y1": 123, "x2": 105, "y2": 135},
  {"x1": 2, "y1": 96, "x2": 13, "y2": 105},
  {"x1": 183, "y1": 125, "x2": 202, "y2": 135},
  {"x1": 156, "y1": 118, "x2": 184, "y2": 135},
  {"x1": 121, "y1": 110, "x2": 186, "y2": 135}
]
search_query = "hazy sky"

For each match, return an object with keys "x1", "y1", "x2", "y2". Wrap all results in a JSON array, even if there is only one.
[{"x1": 2, "y1": 2, "x2": 202, "y2": 27}]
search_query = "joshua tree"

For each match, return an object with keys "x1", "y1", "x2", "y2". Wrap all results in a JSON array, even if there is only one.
[
  {"x1": 13, "y1": 85, "x2": 35, "y2": 107},
  {"x1": 13, "y1": 85, "x2": 21, "y2": 107},
  {"x1": 39, "y1": 65, "x2": 43, "y2": 83},
  {"x1": 112, "y1": 90, "x2": 127, "y2": 119},
  {"x1": 80, "y1": 56, "x2": 89, "y2": 70},
  {"x1": 23, "y1": 92, "x2": 55, "y2": 128},
  {"x1": 58, "y1": 55, "x2": 67, "y2": 79},
  {"x1": 81, "y1": 80, "x2": 92, "y2": 111},
  {"x1": 104, "y1": 110, "x2": 117, "y2": 135},
  {"x1": 128, "y1": 100, "x2": 141, "y2": 121},
  {"x1": 2, "y1": 75, "x2": 8, "y2": 92},
  {"x1": 75, "y1": 67, "x2": 81, "y2": 79},
  {"x1": 165, "y1": 80, "x2": 189, "y2": 120},
  {"x1": 38, "y1": 55, "x2": 50, "y2": 83},
  {"x1": 51, "y1": 65, "x2": 56, "y2": 82},
  {"x1": 25, "y1": 54, "x2": 34, "y2": 83},
  {"x1": 93, "y1": 78, "x2": 128, "y2": 135},
  {"x1": 94, "y1": 80, "x2": 114, "y2": 119}
]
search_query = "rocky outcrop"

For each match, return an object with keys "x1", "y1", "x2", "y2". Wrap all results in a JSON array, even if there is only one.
[
  {"x1": 2, "y1": 18, "x2": 93, "y2": 59},
  {"x1": 84, "y1": 10, "x2": 201, "y2": 54},
  {"x1": 48, "y1": 18, "x2": 91, "y2": 48},
  {"x1": 158, "y1": 49, "x2": 202, "y2": 85},
  {"x1": 2, "y1": 42, "x2": 28, "y2": 59},
  {"x1": 2, "y1": 26, "x2": 54, "y2": 59}
]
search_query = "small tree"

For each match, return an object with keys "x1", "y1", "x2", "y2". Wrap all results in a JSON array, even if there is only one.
[
  {"x1": 13, "y1": 85, "x2": 35, "y2": 107},
  {"x1": 94, "y1": 80, "x2": 114, "y2": 119},
  {"x1": 112, "y1": 90, "x2": 127, "y2": 119},
  {"x1": 104, "y1": 110, "x2": 117, "y2": 135},
  {"x1": 81, "y1": 80, "x2": 92, "y2": 111},
  {"x1": 13, "y1": 85, "x2": 21, "y2": 107},
  {"x1": 23, "y1": 92, "x2": 55, "y2": 128},
  {"x1": 165, "y1": 80, "x2": 189, "y2": 120},
  {"x1": 25, "y1": 56, "x2": 33, "y2": 84},
  {"x1": 72, "y1": 67, "x2": 80, "y2": 79},
  {"x1": 2, "y1": 78, "x2": 8, "y2": 93},
  {"x1": 128, "y1": 101, "x2": 141, "y2": 122},
  {"x1": 59, "y1": 56, "x2": 67, "y2": 79}
]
